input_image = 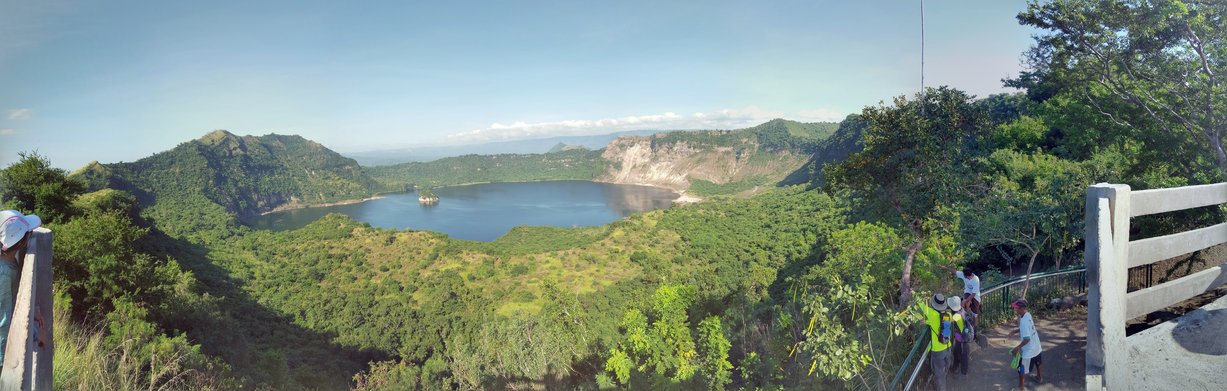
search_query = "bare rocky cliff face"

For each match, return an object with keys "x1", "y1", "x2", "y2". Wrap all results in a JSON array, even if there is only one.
[{"x1": 598, "y1": 134, "x2": 809, "y2": 193}]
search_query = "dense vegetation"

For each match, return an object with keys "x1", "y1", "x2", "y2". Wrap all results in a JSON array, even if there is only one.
[
  {"x1": 74, "y1": 130, "x2": 385, "y2": 240},
  {"x1": 1, "y1": 1, "x2": 1222, "y2": 389},
  {"x1": 211, "y1": 186, "x2": 848, "y2": 389},
  {"x1": 366, "y1": 149, "x2": 606, "y2": 189}
]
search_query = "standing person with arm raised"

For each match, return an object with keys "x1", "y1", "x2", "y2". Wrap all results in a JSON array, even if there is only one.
[{"x1": 941, "y1": 265, "x2": 981, "y2": 325}]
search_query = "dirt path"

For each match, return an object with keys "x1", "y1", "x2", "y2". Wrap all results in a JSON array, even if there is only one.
[{"x1": 926, "y1": 309, "x2": 1087, "y2": 390}]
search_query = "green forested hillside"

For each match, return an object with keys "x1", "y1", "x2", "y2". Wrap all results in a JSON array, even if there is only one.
[
  {"x1": 74, "y1": 130, "x2": 384, "y2": 239},
  {"x1": 799, "y1": 114, "x2": 868, "y2": 185},
  {"x1": 6, "y1": 155, "x2": 379, "y2": 390},
  {"x1": 365, "y1": 149, "x2": 606, "y2": 189},
  {"x1": 641, "y1": 119, "x2": 838, "y2": 152},
  {"x1": 208, "y1": 186, "x2": 849, "y2": 389},
  {"x1": 749, "y1": 118, "x2": 840, "y2": 151}
]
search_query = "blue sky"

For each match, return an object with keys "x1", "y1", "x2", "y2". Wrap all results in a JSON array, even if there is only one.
[{"x1": 0, "y1": 0, "x2": 1038, "y2": 169}]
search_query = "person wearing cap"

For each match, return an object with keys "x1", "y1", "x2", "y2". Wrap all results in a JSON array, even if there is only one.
[
  {"x1": 946, "y1": 296, "x2": 971, "y2": 377},
  {"x1": 0, "y1": 210, "x2": 42, "y2": 368},
  {"x1": 922, "y1": 293, "x2": 952, "y2": 391},
  {"x1": 1009, "y1": 298, "x2": 1043, "y2": 389}
]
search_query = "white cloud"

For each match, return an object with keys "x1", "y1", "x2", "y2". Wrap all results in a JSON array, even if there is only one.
[
  {"x1": 0, "y1": 129, "x2": 14, "y2": 136},
  {"x1": 5, "y1": 108, "x2": 31, "y2": 121},
  {"x1": 446, "y1": 105, "x2": 841, "y2": 143}
]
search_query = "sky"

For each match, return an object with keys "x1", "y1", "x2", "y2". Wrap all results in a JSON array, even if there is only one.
[{"x1": 0, "y1": 0, "x2": 1040, "y2": 169}]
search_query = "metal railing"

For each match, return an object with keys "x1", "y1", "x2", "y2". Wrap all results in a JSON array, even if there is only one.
[
  {"x1": 894, "y1": 266, "x2": 1087, "y2": 391},
  {"x1": 886, "y1": 327, "x2": 929, "y2": 390},
  {"x1": 978, "y1": 267, "x2": 1087, "y2": 328}
]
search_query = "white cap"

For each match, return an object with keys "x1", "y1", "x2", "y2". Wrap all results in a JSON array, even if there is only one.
[
  {"x1": 1, "y1": 210, "x2": 42, "y2": 252},
  {"x1": 947, "y1": 295, "x2": 962, "y2": 310}
]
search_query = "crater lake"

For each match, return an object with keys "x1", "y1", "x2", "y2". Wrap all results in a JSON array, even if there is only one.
[{"x1": 244, "y1": 180, "x2": 681, "y2": 241}]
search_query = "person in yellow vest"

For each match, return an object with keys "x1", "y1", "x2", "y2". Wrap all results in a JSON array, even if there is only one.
[
  {"x1": 947, "y1": 296, "x2": 971, "y2": 377},
  {"x1": 922, "y1": 293, "x2": 952, "y2": 391}
]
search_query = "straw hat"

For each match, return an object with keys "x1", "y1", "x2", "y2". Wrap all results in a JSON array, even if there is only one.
[{"x1": 930, "y1": 293, "x2": 948, "y2": 311}]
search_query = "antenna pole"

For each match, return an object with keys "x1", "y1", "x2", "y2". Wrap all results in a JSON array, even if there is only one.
[{"x1": 921, "y1": 0, "x2": 926, "y2": 102}]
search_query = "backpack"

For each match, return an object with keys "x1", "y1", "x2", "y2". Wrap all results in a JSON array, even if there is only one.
[
  {"x1": 938, "y1": 311, "x2": 952, "y2": 344},
  {"x1": 953, "y1": 312, "x2": 972, "y2": 343}
]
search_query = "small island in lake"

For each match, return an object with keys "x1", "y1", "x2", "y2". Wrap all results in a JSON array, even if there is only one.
[{"x1": 418, "y1": 188, "x2": 439, "y2": 205}]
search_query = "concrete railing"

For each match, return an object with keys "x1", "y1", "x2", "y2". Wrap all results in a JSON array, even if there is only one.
[
  {"x1": 0, "y1": 228, "x2": 53, "y2": 390},
  {"x1": 1085, "y1": 182, "x2": 1227, "y2": 391}
]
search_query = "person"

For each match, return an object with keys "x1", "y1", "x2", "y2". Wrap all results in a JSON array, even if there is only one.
[
  {"x1": 922, "y1": 293, "x2": 952, "y2": 391},
  {"x1": 0, "y1": 210, "x2": 41, "y2": 367},
  {"x1": 1010, "y1": 299, "x2": 1043, "y2": 389},
  {"x1": 941, "y1": 265, "x2": 981, "y2": 324},
  {"x1": 947, "y1": 296, "x2": 971, "y2": 377}
]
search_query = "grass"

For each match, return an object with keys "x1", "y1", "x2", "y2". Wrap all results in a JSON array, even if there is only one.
[
  {"x1": 449, "y1": 225, "x2": 610, "y2": 257},
  {"x1": 52, "y1": 293, "x2": 228, "y2": 391}
]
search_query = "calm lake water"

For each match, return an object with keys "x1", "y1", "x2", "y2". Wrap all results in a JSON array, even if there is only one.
[{"x1": 244, "y1": 180, "x2": 679, "y2": 241}]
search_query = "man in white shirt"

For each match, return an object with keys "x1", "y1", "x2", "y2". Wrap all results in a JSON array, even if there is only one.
[
  {"x1": 942, "y1": 266, "x2": 981, "y2": 320},
  {"x1": 1010, "y1": 299, "x2": 1043, "y2": 389}
]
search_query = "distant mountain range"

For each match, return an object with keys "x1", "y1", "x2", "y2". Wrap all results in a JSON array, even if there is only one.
[
  {"x1": 366, "y1": 118, "x2": 863, "y2": 197},
  {"x1": 65, "y1": 118, "x2": 862, "y2": 238},
  {"x1": 342, "y1": 129, "x2": 662, "y2": 166}
]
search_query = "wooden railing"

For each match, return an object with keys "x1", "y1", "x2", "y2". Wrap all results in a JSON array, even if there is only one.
[
  {"x1": 0, "y1": 228, "x2": 53, "y2": 390},
  {"x1": 1085, "y1": 183, "x2": 1227, "y2": 391}
]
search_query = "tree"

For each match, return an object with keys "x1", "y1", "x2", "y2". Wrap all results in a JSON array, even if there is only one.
[
  {"x1": 992, "y1": 115, "x2": 1048, "y2": 151},
  {"x1": 961, "y1": 150, "x2": 1090, "y2": 295},
  {"x1": 0, "y1": 152, "x2": 84, "y2": 223},
  {"x1": 73, "y1": 188, "x2": 140, "y2": 220},
  {"x1": 794, "y1": 268, "x2": 915, "y2": 389},
  {"x1": 696, "y1": 316, "x2": 732, "y2": 391},
  {"x1": 52, "y1": 210, "x2": 181, "y2": 316},
  {"x1": 604, "y1": 284, "x2": 699, "y2": 387},
  {"x1": 1015, "y1": 0, "x2": 1227, "y2": 179},
  {"x1": 826, "y1": 87, "x2": 991, "y2": 307}
]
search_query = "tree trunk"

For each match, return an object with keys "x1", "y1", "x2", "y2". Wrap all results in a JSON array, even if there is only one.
[
  {"x1": 1054, "y1": 247, "x2": 1063, "y2": 270},
  {"x1": 1208, "y1": 133, "x2": 1227, "y2": 176},
  {"x1": 897, "y1": 239, "x2": 924, "y2": 310},
  {"x1": 1021, "y1": 250, "x2": 1040, "y2": 298}
]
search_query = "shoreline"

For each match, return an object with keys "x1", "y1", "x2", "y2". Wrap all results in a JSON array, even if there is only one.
[
  {"x1": 586, "y1": 178, "x2": 704, "y2": 204},
  {"x1": 259, "y1": 195, "x2": 387, "y2": 215},
  {"x1": 421, "y1": 178, "x2": 704, "y2": 204},
  {"x1": 673, "y1": 192, "x2": 703, "y2": 204},
  {"x1": 257, "y1": 179, "x2": 703, "y2": 217}
]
